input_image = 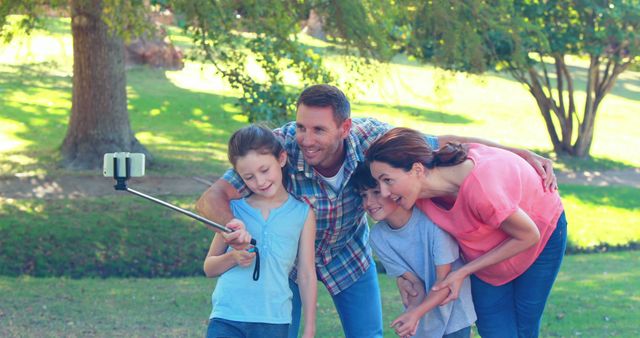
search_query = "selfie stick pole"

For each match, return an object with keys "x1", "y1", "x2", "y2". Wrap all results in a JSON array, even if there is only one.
[
  {"x1": 111, "y1": 157, "x2": 259, "y2": 245},
  {"x1": 112, "y1": 157, "x2": 260, "y2": 280}
]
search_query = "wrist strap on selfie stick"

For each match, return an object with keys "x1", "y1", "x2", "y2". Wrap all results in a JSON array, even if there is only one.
[{"x1": 112, "y1": 157, "x2": 260, "y2": 281}]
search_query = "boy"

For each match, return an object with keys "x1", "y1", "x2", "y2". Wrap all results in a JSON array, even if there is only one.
[{"x1": 350, "y1": 164, "x2": 476, "y2": 337}]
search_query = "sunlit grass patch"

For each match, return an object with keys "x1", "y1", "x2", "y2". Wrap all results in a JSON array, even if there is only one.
[{"x1": 560, "y1": 185, "x2": 640, "y2": 250}]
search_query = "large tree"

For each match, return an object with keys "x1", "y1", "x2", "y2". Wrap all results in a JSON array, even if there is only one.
[
  {"x1": 1, "y1": 0, "x2": 152, "y2": 170},
  {"x1": 61, "y1": 0, "x2": 151, "y2": 169},
  {"x1": 1, "y1": 0, "x2": 390, "y2": 169},
  {"x1": 400, "y1": 0, "x2": 640, "y2": 157}
]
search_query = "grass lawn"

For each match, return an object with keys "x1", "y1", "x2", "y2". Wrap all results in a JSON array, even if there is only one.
[{"x1": 1, "y1": 251, "x2": 638, "y2": 337}]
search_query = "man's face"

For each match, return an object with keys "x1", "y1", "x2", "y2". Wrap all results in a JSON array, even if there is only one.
[
  {"x1": 359, "y1": 186, "x2": 400, "y2": 222},
  {"x1": 295, "y1": 104, "x2": 351, "y2": 172}
]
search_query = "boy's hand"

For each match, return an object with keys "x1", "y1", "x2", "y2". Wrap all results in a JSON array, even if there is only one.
[
  {"x1": 230, "y1": 249, "x2": 256, "y2": 267},
  {"x1": 391, "y1": 309, "x2": 420, "y2": 337},
  {"x1": 222, "y1": 218, "x2": 252, "y2": 250},
  {"x1": 397, "y1": 272, "x2": 425, "y2": 308}
]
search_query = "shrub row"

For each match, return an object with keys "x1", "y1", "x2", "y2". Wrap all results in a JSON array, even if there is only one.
[
  {"x1": 0, "y1": 196, "x2": 213, "y2": 278},
  {"x1": 2, "y1": 195, "x2": 638, "y2": 278}
]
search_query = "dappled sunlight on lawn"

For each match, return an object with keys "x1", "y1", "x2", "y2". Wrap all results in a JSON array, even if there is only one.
[
  {"x1": 0, "y1": 120, "x2": 30, "y2": 151},
  {"x1": 561, "y1": 185, "x2": 639, "y2": 249},
  {"x1": 165, "y1": 62, "x2": 232, "y2": 94}
]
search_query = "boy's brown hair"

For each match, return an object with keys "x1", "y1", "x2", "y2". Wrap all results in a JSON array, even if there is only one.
[{"x1": 349, "y1": 163, "x2": 378, "y2": 192}]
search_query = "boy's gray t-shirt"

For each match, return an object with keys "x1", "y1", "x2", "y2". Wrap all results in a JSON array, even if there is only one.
[{"x1": 370, "y1": 208, "x2": 476, "y2": 337}]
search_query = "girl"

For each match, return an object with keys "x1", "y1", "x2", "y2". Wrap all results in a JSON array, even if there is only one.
[
  {"x1": 366, "y1": 127, "x2": 566, "y2": 338},
  {"x1": 204, "y1": 125, "x2": 317, "y2": 338}
]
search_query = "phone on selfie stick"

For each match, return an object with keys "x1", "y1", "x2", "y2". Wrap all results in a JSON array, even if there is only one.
[{"x1": 103, "y1": 152, "x2": 259, "y2": 281}]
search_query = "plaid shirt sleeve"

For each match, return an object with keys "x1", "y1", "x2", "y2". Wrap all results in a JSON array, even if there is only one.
[{"x1": 221, "y1": 168, "x2": 251, "y2": 198}]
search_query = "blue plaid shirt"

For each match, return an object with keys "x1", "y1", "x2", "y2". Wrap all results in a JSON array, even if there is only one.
[{"x1": 222, "y1": 118, "x2": 438, "y2": 295}]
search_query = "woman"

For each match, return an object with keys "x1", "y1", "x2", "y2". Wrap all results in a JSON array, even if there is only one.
[{"x1": 365, "y1": 127, "x2": 566, "y2": 337}]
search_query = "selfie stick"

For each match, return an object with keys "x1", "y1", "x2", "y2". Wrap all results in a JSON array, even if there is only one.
[{"x1": 111, "y1": 157, "x2": 260, "y2": 280}]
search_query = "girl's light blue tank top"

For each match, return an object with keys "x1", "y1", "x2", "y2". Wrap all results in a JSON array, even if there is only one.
[{"x1": 210, "y1": 195, "x2": 310, "y2": 323}]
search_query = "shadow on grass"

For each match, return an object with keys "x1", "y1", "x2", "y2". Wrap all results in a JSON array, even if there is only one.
[
  {"x1": 561, "y1": 185, "x2": 639, "y2": 212},
  {"x1": 562, "y1": 185, "x2": 639, "y2": 253},
  {"x1": 0, "y1": 62, "x2": 247, "y2": 177},
  {"x1": 357, "y1": 101, "x2": 475, "y2": 125},
  {"x1": 532, "y1": 148, "x2": 636, "y2": 172}
]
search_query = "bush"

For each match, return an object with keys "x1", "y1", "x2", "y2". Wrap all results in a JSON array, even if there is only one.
[{"x1": 0, "y1": 196, "x2": 213, "y2": 278}]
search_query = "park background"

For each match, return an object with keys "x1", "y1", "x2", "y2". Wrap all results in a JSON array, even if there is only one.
[{"x1": 0, "y1": 2, "x2": 639, "y2": 337}]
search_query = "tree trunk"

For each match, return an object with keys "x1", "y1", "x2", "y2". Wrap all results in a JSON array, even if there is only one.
[
  {"x1": 526, "y1": 67, "x2": 567, "y2": 154},
  {"x1": 61, "y1": 0, "x2": 150, "y2": 170}
]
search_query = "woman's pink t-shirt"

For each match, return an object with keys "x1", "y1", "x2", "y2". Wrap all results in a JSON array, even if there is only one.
[{"x1": 416, "y1": 144, "x2": 564, "y2": 286}]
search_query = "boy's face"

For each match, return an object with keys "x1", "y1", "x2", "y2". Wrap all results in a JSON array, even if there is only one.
[{"x1": 359, "y1": 186, "x2": 400, "y2": 222}]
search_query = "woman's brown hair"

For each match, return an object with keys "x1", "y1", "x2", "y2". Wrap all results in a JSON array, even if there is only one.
[{"x1": 365, "y1": 127, "x2": 468, "y2": 171}]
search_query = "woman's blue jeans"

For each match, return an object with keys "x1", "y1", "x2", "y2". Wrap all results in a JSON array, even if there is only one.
[
  {"x1": 288, "y1": 259, "x2": 383, "y2": 338},
  {"x1": 471, "y1": 212, "x2": 567, "y2": 338}
]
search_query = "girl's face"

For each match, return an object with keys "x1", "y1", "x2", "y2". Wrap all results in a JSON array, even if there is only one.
[
  {"x1": 235, "y1": 150, "x2": 287, "y2": 199},
  {"x1": 369, "y1": 161, "x2": 421, "y2": 210},
  {"x1": 359, "y1": 186, "x2": 399, "y2": 222}
]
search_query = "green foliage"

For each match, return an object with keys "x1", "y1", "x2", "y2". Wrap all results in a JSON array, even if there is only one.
[
  {"x1": 0, "y1": 184, "x2": 637, "y2": 278},
  {"x1": 1, "y1": 0, "x2": 393, "y2": 125},
  {"x1": 395, "y1": 0, "x2": 640, "y2": 157},
  {"x1": 173, "y1": 0, "x2": 391, "y2": 124},
  {"x1": 401, "y1": 0, "x2": 640, "y2": 72}
]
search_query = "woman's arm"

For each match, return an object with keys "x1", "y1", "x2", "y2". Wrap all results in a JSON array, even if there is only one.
[
  {"x1": 438, "y1": 135, "x2": 557, "y2": 191},
  {"x1": 203, "y1": 232, "x2": 255, "y2": 278},
  {"x1": 391, "y1": 264, "x2": 453, "y2": 337},
  {"x1": 296, "y1": 210, "x2": 318, "y2": 338},
  {"x1": 432, "y1": 208, "x2": 541, "y2": 304}
]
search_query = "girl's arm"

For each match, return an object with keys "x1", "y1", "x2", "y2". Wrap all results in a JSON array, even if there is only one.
[
  {"x1": 296, "y1": 210, "x2": 318, "y2": 338},
  {"x1": 203, "y1": 232, "x2": 255, "y2": 278},
  {"x1": 433, "y1": 208, "x2": 541, "y2": 303},
  {"x1": 391, "y1": 264, "x2": 453, "y2": 337}
]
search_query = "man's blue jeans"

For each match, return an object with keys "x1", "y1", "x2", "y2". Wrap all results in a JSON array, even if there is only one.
[
  {"x1": 288, "y1": 260, "x2": 383, "y2": 338},
  {"x1": 471, "y1": 211, "x2": 567, "y2": 338}
]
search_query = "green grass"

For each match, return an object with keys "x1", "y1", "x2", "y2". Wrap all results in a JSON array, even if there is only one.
[
  {"x1": 1, "y1": 251, "x2": 637, "y2": 337},
  {"x1": 559, "y1": 185, "x2": 640, "y2": 250},
  {"x1": 1, "y1": 16, "x2": 639, "y2": 177}
]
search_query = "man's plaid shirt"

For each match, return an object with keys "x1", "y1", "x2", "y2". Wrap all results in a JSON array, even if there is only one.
[{"x1": 222, "y1": 118, "x2": 438, "y2": 295}]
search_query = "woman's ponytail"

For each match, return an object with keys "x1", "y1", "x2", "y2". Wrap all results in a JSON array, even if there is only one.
[{"x1": 431, "y1": 142, "x2": 468, "y2": 168}]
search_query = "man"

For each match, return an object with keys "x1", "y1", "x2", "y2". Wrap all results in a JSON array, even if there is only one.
[{"x1": 196, "y1": 84, "x2": 556, "y2": 338}]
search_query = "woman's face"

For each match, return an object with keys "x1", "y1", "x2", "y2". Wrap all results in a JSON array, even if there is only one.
[{"x1": 369, "y1": 161, "x2": 421, "y2": 210}]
